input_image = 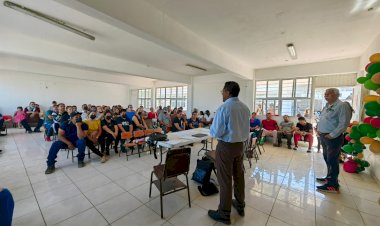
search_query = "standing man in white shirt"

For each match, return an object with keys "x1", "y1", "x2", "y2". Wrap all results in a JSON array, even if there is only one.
[{"x1": 208, "y1": 81, "x2": 250, "y2": 225}]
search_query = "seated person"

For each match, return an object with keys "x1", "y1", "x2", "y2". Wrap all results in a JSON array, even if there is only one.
[
  {"x1": 84, "y1": 112, "x2": 106, "y2": 163},
  {"x1": 132, "y1": 108, "x2": 148, "y2": 131},
  {"x1": 44, "y1": 110, "x2": 55, "y2": 141},
  {"x1": 99, "y1": 111, "x2": 118, "y2": 156},
  {"x1": 276, "y1": 115, "x2": 295, "y2": 149},
  {"x1": 171, "y1": 109, "x2": 185, "y2": 132},
  {"x1": 45, "y1": 112, "x2": 88, "y2": 174},
  {"x1": 116, "y1": 109, "x2": 133, "y2": 153},
  {"x1": 188, "y1": 112, "x2": 203, "y2": 129},
  {"x1": 249, "y1": 112, "x2": 261, "y2": 138},
  {"x1": 293, "y1": 117, "x2": 313, "y2": 152},
  {"x1": 147, "y1": 107, "x2": 158, "y2": 128},
  {"x1": 126, "y1": 105, "x2": 136, "y2": 121},
  {"x1": 14, "y1": 106, "x2": 26, "y2": 128},
  {"x1": 52, "y1": 103, "x2": 69, "y2": 134},
  {"x1": 21, "y1": 101, "x2": 43, "y2": 133},
  {"x1": 0, "y1": 186, "x2": 14, "y2": 226},
  {"x1": 0, "y1": 113, "x2": 4, "y2": 130},
  {"x1": 203, "y1": 110, "x2": 213, "y2": 126},
  {"x1": 261, "y1": 113, "x2": 279, "y2": 145},
  {"x1": 158, "y1": 107, "x2": 171, "y2": 133}
]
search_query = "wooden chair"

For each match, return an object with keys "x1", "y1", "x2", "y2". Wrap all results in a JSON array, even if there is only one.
[
  {"x1": 154, "y1": 127, "x2": 163, "y2": 134},
  {"x1": 121, "y1": 131, "x2": 137, "y2": 160},
  {"x1": 133, "y1": 130, "x2": 146, "y2": 158},
  {"x1": 149, "y1": 148, "x2": 191, "y2": 218}
]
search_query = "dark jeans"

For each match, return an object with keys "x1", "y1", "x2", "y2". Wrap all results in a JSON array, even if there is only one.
[
  {"x1": 20, "y1": 118, "x2": 43, "y2": 132},
  {"x1": 320, "y1": 134, "x2": 344, "y2": 186},
  {"x1": 0, "y1": 118, "x2": 4, "y2": 128},
  {"x1": 46, "y1": 139, "x2": 86, "y2": 166},
  {"x1": 44, "y1": 123, "x2": 54, "y2": 137},
  {"x1": 99, "y1": 133, "x2": 115, "y2": 155},
  {"x1": 85, "y1": 137, "x2": 103, "y2": 157},
  {"x1": 277, "y1": 131, "x2": 293, "y2": 146},
  {"x1": 216, "y1": 140, "x2": 245, "y2": 218},
  {"x1": 0, "y1": 188, "x2": 14, "y2": 226}
]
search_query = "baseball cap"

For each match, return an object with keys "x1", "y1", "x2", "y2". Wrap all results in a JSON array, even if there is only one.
[{"x1": 70, "y1": 111, "x2": 82, "y2": 118}]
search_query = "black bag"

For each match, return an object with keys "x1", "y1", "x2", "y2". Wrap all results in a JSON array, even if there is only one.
[
  {"x1": 198, "y1": 181, "x2": 219, "y2": 196},
  {"x1": 148, "y1": 132, "x2": 167, "y2": 142},
  {"x1": 192, "y1": 156, "x2": 214, "y2": 184}
]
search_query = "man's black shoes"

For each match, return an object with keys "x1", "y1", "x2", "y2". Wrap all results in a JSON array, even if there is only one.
[
  {"x1": 45, "y1": 165, "x2": 55, "y2": 174},
  {"x1": 78, "y1": 161, "x2": 85, "y2": 168},
  {"x1": 232, "y1": 199, "x2": 245, "y2": 216},
  {"x1": 208, "y1": 210, "x2": 231, "y2": 225}
]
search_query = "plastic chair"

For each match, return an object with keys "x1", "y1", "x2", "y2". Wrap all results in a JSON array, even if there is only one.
[
  {"x1": 121, "y1": 131, "x2": 137, "y2": 160},
  {"x1": 149, "y1": 148, "x2": 191, "y2": 218}
]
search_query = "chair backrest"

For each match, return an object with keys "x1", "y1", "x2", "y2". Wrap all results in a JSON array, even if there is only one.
[
  {"x1": 144, "y1": 129, "x2": 154, "y2": 136},
  {"x1": 121, "y1": 131, "x2": 133, "y2": 139},
  {"x1": 164, "y1": 148, "x2": 191, "y2": 178},
  {"x1": 133, "y1": 130, "x2": 145, "y2": 138},
  {"x1": 154, "y1": 127, "x2": 163, "y2": 134}
]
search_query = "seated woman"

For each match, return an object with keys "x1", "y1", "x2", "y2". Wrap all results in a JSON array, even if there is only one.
[
  {"x1": 84, "y1": 112, "x2": 106, "y2": 163},
  {"x1": 132, "y1": 108, "x2": 148, "y2": 131},
  {"x1": 188, "y1": 112, "x2": 203, "y2": 129},
  {"x1": 99, "y1": 111, "x2": 118, "y2": 157}
]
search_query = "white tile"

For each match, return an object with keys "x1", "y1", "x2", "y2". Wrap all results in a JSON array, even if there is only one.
[
  {"x1": 75, "y1": 174, "x2": 111, "y2": 192},
  {"x1": 360, "y1": 212, "x2": 380, "y2": 226},
  {"x1": 10, "y1": 184, "x2": 34, "y2": 202},
  {"x1": 83, "y1": 182, "x2": 125, "y2": 206},
  {"x1": 353, "y1": 196, "x2": 380, "y2": 217},
  {"x1": 101, "y1": 166, "x2": 135, "y2": 181},
  {"x1": 13, "y1": 196, "x2": 40, "y2": 219},
  {"x1": 112, "y1": 205, "x2": 166, "y2": 226},
  {"x1": 146, "y1": 194, "x2": 188, "y2": 219},
  {"x1": 277, "y1": 188, "x2": 315, "y2": 210},
  {"x1": 41, "y1": 194, "x2": 93, "y2": 226},
  {"x1": 32, "y1": 175, "x2": 72, "y2": 194},
  {"x1": 169, "y1": 204, "x2": 215, "y2": 226},
  {"x1": 128, "y1": 182, "x2": 161, "y2": 204},
  {"x1": 244, "y1": 189, "x2": 275, "y2": 214},
  {"x1": 55, "y1": 208, "x2": 108, "y2": 226},
  {"x1": 315, "y1": 198, "x2": 365, "y2": 226},
  {"x1": 114, "y1": 173, "x2": 148, "y2": 191},
  {"x1": 95, "y1": 192, "x2": 142, "y2": 223},
  {"x1": 266, "y1": 217, "x2": 291, "y2": 226},
  {"x1": 12, "y1": 210, "x2": 45, "y2": 226},
  {"x1": 192, "y1": 193, "x2": 220, "y2": 211},
  {"x1": 233, "y1": 205, "x2": 269, "y2": 226},
  {"x1": 35, "y1": 183, "x2": 81, "y2": 208},
  {"x1": 271, "y1": 200, "x2": 315, "y2": 226},
  {"x1": 316, "y1": 215, "x2": 351, "y2": 226}
]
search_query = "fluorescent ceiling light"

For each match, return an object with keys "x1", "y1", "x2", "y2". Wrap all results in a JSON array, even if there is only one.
[
  {"x1": 185, "y1": 64, "x2": 207, "y2": 71},
  {"x1": 3, "y1": 1, "x2": 95, "y2": 41},
  {"x1": 286, "y1": 43, "x2": 297, "y2": 60}
]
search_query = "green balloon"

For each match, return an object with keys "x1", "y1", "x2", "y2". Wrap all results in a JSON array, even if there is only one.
[
  {"x1": 377, "y1": 129, "x2": 380, "y2": 138},
  {"x1": 358, "y1": 123, "x2": 377, "y2": 134},
  {"x1": 365, "y1": 101, "x2": 380, "y2": 111},
  {"x1": 368, "y1": 62, "x2": 380, "y2": 74},
  {"x1": 342, "y1": 144, "x2": 354, "y2": 153},
  {"x1": 364, "y1": 80, "x2": 380, "y2": 90},
  {"x1": 357, "y1": 77, "x2": 368, "y2": 84},
  {"x1": 366, "y1": 73, "x2": 374, "y2": 79},
  {"x1": 353, "y1": 143, "x2": 364, "y2": 152},
  {"x1": 363, "y1": 161, "x2": 370, "y2": 167},
  {"x1": 366, "y1": 110, "x2": 377, "y2": 117},
  {"x1": 367, "y1": 132, "x2": 377, "y2": 138},
  {"x1": 349, "y1": 131, "x2": 361, "y2": 140}
]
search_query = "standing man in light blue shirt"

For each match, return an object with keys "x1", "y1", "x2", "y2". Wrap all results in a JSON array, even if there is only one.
[
  {"x1": 208, "y1": 81, "x2": 250, "y2": 225},
  {"x1": 316, "y1": 88, "x2": 352, "y2": 193}
]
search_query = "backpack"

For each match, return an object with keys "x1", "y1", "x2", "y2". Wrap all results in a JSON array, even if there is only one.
[
  {"x1": 192, "y1": 156, "x2": 214, "y2": 184},
  {"x1": 198, "y1": 181, "x2": 219, "y2": 196}
]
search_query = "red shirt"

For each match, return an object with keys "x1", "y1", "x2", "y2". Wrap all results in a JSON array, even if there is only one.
[
  {"x1": 147, "y1": 112, "x2": 157, "y2": 119},
  {"x1": 262, "y1": 119, "x2": 278, "y2": 131}
]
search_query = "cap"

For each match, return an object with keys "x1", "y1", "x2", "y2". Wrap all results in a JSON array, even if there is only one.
[{"x1": 70, "y1": 111, "x2": 82, "y2": 118}]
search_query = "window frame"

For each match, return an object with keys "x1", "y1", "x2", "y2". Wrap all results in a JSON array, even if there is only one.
[
  {"x1": 155, "y1": 86, "x2": 188, "y2": 110},
  {"x1": 137, "y1": 88, "x2": 152, "y2": 109}
]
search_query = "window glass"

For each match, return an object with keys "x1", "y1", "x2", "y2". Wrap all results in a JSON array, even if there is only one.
[{"x1": 267, "y1": 80, "x2": 279, "y2": 98}]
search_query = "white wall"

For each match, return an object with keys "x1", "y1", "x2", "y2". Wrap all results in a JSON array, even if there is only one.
[
  {"x1": 0, "y1": 71, "x2": 130, "y2": 115},
  {"x1": 192, "y1": 73, "x2": 253, "y2": 114}
]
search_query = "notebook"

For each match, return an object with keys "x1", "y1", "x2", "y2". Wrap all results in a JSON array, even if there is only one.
[{"x1": 192, "y1": 133, "x2": 208, "y2": 138}]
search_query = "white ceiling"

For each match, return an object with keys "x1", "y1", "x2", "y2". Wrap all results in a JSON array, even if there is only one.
[
  {"x1": 1, "y1": 0, "x2": 380, "y2": 83},
  {"x1": 144, "y1": 0, "x2": 380, "y2": 68}
]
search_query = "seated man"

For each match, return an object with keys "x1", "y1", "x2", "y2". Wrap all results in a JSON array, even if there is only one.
[
  {"x1": 99, "y1": 111, "x2": 118, "y2": 156},
  {"x1": 276, "y1": 115, "x2": 295, "y2": 149},
  {"x1": 171, "y1": 109, "x2": 185, "y2": 132},
  {"x1": 158, "y1": 107, "x2": 171, "y2": 133},
  {"x1": 52, "y1": 103, "x2": 69, "y2": 134},
  {"x1": 261, "y1": 113, "x2": 279, "y2": 145},
  {"x1": 188, "y1": 112, "x2": 203, "y2": 129},
  {"x1": 293, "y1": 117, "x2": 313, "y2": 152},
  {"x1": 21, "y1": 101, "x2": 44, "y2": 133},
  {"x1": 44, "y1": 110, "x2": 54, "y2": 141},
  {"x1": 45, "y1": 112, "x2": 87, "y2": 174},
  {"x1": 249, "y1": 112, "x2": 261, "y2": 139},
  {"x1": 116, "y1": 108, "x2": 133, "y2": 153},
  {"x1": 0, "y1": 113, "x2": 4, "y2": 130},
  {"x1": 203, "y1": 110, "x2": 214, "y2": 126}
]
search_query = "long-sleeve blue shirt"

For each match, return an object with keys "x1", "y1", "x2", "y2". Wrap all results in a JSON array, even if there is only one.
[
  {"x1": 210, "y1": 97, "x2": 250, "y2": 143},
  {"x1": 317, "y1": 99, "x2": 352, "y2": 138}
]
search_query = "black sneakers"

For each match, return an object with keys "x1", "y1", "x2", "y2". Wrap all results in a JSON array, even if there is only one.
[
  {"x1": 78, "y1": 161, "x2": 85, "y2": 168},
  {"x1": 208, "y1": 210, "x2": 231, "y2": 225},
  {"x1": 45, "y1": 165, "x2": 55, "y2": 174},
  {"x1": 316, "y1": 177, "x2": 328, "y2": 184},
  {"x1": 316, "y1": 184, "x2": 340, "y2": 193},
  {"x1": 232, "y1": 199, "x2": 245, "y2": 216}
]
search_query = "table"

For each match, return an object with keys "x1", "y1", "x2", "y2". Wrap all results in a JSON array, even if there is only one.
[{"x1": 156, "y1": 128, "x2": 213, "y2": 163}]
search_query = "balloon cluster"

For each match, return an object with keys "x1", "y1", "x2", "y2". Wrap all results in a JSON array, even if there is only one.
[{"x1": 342, "y1": 53, "x2": 380, "y2": 173}]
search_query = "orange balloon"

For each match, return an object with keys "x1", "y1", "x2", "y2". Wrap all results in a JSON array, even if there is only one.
[
  {"x1": 369, "y1": 141, "x2": 380, "y2": 154},
  {"x1": 377, "y1": 88, "x2": 380, "y2": 95},
  {"x1": 364, "y1": 95, "x2": 379, "y2": 103},
  {"x1": 357, "y1": 153, "x2": 364, "y2": 159},
  {"x1": 372, "y1": 72, "x2": 380, "y2": 84},
  {"x1": 346, "y1": 127, "x2": 352, "y2": 133},
  {"x1": 360, "y1": 136, "x2": 374, "y2": 144},
  {"x1": 352, "y1": 121, "x2": 360, "y2": 126},
  {"x1": 377, "y1": 96, "x2": 380, "y2": 104},
  {"x1": 370, "y1": 53, "x2": 380, "y2": 63}
]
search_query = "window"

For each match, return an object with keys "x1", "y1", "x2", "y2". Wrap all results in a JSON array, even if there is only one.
[
  {"x1": 156, "y1": 86, "x2": 188, "y2": 110},
  {"x1": 255, "y1": 78, "x2": 312, "y2": 116},
  {"x1": 138, "y1": 88, "x2": 152, "y2": 108}
]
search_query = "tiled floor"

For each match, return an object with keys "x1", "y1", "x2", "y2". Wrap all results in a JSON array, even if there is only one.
[{"x1": 1, "y1": 129, "x2": 380, "y2": 226}]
